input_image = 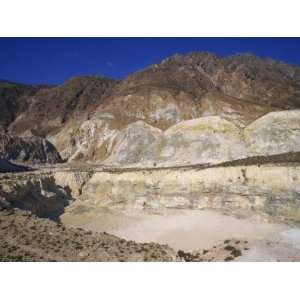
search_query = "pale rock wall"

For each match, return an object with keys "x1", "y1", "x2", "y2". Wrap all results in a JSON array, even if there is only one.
[
  {"x1": 81, "y1": 164, "x2": 300, "y2": 221},
  {"x1": 49, "y1": 116, "x2": 120, "y2": 162},
  {"x1": 53, "y1": 170, "x2": 94, "y2": 198},
  {"x1": 244, "y1": 110, "x2": 300, "y2": 156},
  {"x1": 103, "y1": 121, "x2": 163, "y2": 166},
  {"x1": 158, "y1": 116, "x2": 247, "y2": 165},
  {"x1": 49, "y1": 110, "x2": 300, "y2": 168},
  {"x1": 0, "y1": 170, "x2": 93, "y2": 218},
  {"x1": 1, "y1": 164, "x2": 300, "y2": 221},
  {"x1": 101, "y1": 110, "x2": 300, "y2": 167},
  {"x1": 103, "y1": 116, "x2": 248, "y2": 167}
]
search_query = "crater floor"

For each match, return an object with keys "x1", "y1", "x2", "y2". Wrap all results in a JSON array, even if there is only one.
[{"x1": 62, "y1": 207, "x2": 300, "y2": 261}]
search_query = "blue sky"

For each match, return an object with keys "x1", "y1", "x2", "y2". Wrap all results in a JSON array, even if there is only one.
[{"x1": 1, "y1": 38, "x2": 300, "y2": 85}]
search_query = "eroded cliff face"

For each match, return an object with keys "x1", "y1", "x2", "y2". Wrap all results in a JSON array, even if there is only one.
[
  {"x1": 244, "y1": 110, "x2": 300, "y2": 156},
  {"x1": 0, "y1": 134, "x2": 63, "y2": 165},
  {"x1": 79, "y1": 165, "x2": 300, "y2": 221},
  {"x1": 0, "y1": 172, "x2": 71, "y2": 219},
  {"x1": 57, "y1": 110, "x2": 300, "y2": 168},
  {"x1": 2, "y1": 162, "x2": 300, "y2": 222},
  {"x1": 0, "y1": 170, "x2": 93, "y2": 218}
]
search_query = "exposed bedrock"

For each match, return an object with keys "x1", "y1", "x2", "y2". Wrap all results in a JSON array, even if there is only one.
[
  {"x1": 100, "y1": 116, "x2": 248, "y2": 167},
  {"x1": 0, "y1": 134, "x2": 63, "y2": 164},
  {"x1": 244, "y1": 110, "x2": 300, "y2": 156},
  {"x1": 0, "y1": 174, "x2": 71, "y2": 219},
  {"x1": 79, "y1": 165, "x2": 300, "y2": 221},
  {"x1": 50, "y1": 110, "x2": 300, "y2": 167},
  {"x1": 2, "y1": 162, "x2": 300, "y2": 222},
  {"x1": 0, "y1": 171, "x2": 93, "y2": 218}
]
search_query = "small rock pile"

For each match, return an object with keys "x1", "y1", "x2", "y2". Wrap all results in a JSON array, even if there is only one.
[{"x1": 177, "y1": 239, "x2": 249, "y2": 262}]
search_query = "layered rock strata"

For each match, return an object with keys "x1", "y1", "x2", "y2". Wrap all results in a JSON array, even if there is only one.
[{"x1": 2, "y1": 157, "x2": 300, "y2": 222}]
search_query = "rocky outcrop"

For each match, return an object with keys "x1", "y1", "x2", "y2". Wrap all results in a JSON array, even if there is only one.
[
  {"x1": 153, "y1": 116, "x2": 246, "y2": 166},
  {"x1": 0, "y1": 169, "x2": 94, "y2": 216},
  {"x1": 8, "y1": 76, "x2": 117, "y2": 137},
  {"x1": 3, "y1": 53, "x2": 300, "y2": 163},
  {"x1": 54, "y1": 110, "x2": 300, "y2": 168},
  {"x1": 93, "y1": 52, "x2": 300, "y2": 130},
  {"x1": 0, "y1": 134, "x2": 63, "y2": 164},
  {"x1": 0, "y1": 80, "x2": 46, "y2": 130},
  {"x1": 0, "y1": 173, "x2": 72, "y2": 219},
  {"x1": 80, "y1": 163, "x2": 300, "y2": 222},
  {"x1": 48, "y1": 114, "x2": 120, "y2": 161},
  {"x1": 53, "y1": 170, "x2": 94, "y2": 198},
  {"x1": 245, "y1": 110, "x2": 300, "y2": 156},
  {"x1": 103, "y1": 117, "x2": 247, "y2": 167},
  {"x1": 103, "y1": 121, "x2": 163, "y2": 166},
  {"x1": 2, "y1": 154, "x2": 300, "y2": 222}
]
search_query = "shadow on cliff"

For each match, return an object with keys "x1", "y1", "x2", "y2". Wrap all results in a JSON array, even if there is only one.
[{"x1": 2, "y1": 176, "x2": 74, "y2": 221}]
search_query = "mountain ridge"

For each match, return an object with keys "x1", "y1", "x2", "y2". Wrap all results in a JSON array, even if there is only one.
[{"x1": 1, "y1": 52, "x2": 300, "y2": 165}]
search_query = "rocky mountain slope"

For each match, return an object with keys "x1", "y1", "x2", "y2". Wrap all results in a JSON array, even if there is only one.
[
  {"x1": 2, "y1": 52, "x2": 300, "y2": 166},
  {"x1": 95, "y1": 52, "x2": 300, "y2": 130},
  {"x1": 0, "y1": 134, "x2": 62, "y2": 164},
  {"x1": 0, "y1": 79, "x2": 46, "y2": 131},
  {"x1": 49, "y1": 53, "x2": 300, "y2": 164},
  {"x1": 7, "y1": 76, "x2": 117, "y2": 137},
  {"x1": 48, "y1": 109, "x2": 300, "y2": 167}
]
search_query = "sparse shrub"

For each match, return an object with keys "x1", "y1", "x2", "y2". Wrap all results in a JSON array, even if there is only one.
[
  {"x1": 224, "y1": 256, "x2": 234, "y2": 262},
  {"x1": 224, "y1": 245, "x2": 236, "y2": 251},
  {"x1": 231, "y1": 249, "x2": 242, "y2": 257}
]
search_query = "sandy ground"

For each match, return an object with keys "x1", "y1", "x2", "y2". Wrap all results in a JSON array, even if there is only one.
[
  {"x1": 236, "y1": 228, "x2": 300, "y2": 262},
  {"x1": 0, "y1": 209, "x2": 176, "y2": 262},
  {"x1": 61, "y1": 206, "x2": 300, "y2": 261}
]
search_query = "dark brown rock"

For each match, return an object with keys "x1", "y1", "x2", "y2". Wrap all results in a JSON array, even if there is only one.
[{"x1": 0, "y1": 134, "x2": 62, "y2": 164}]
